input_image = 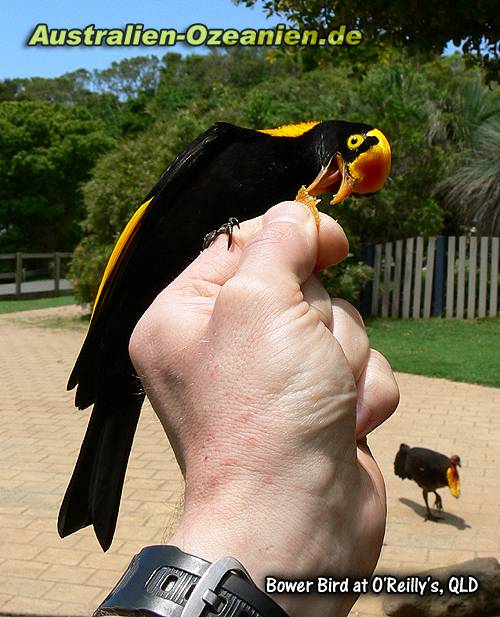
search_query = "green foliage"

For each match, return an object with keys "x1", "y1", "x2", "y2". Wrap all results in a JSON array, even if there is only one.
[
  {"x1": 434, "y1": 71, "x2": 500, "y2": 235},
  {"x1": 3, "y1": 47, "x2": 496, "y2": 304},
  {"x1": 320, "y1": 260, "x2": 373, "y2": 306},
  {"x1": 234, "y1": 0, "x2": 500, "y2": 80},
  {"x1": 69, "y1": 107, "x2": 222, "y2": 303},
  {"x1": 0, "y1": 58, "x2": 162, "y2": 139},
  {"x1": 0, "y1": 101, "x2": 113, "y2": 252},
  {"x1": 70, "y1": 51, "x2": 497, "y2": 303}
]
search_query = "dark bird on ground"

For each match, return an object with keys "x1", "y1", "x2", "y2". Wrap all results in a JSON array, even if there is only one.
[
  {"x1": 394, "y1": 443, "x2": 461, "y2": 521},
  {"x1": 58, "y1": 120, "x2": 392, "y2": 550}
]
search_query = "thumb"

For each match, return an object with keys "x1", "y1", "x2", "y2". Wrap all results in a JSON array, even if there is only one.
[{"x1": 235, "y1": 201, "x2": 319, "y2": 287}]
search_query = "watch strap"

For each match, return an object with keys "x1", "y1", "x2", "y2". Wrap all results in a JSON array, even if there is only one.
[{"x1": 94, "y1": 545, "x2": 290, "y2": 617}]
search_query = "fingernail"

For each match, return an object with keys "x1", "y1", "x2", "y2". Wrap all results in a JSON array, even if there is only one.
[{"x1": 265, "y1": 201, "x2": 311, "y2": 226}]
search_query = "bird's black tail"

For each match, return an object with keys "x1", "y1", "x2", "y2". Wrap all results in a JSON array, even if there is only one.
[
  {"x1": 394, "y1": 443, "x2": 411, "y2": 480},
  {"x1": 58, "y1": 385, "x2": 144, "y2": 551}
]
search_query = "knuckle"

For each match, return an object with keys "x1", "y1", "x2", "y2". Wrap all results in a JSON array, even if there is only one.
[
  {"x1": 246, "y1": 219, "x2": 303, "y2": 252},
  {"x1": 332, "y1": 297, "x2": 365, "y2": 326}
]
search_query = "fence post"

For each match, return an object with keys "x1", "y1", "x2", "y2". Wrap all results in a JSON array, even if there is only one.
[
  {"x1": 54, "y1": 252, "x2": 61, "y2": 295},
  {"x1": 467, "y1": 237, "x2": 477, "y2": 319},
  {"x1": 456, "y1": 236, "x2": 467, "y2": 319},
  {"x1": 381, "y1": 242, "x2": 392, "y2": 318},
  {"x1": 402, "y1": 238, "x2": 414, "y2": 319},
  {"x1": 371, "y1": 244, "x2": 382, "y2": 316},
  {"x1": 423, "y1": 237, "x2": 436, "y2": 319},
  {"x1": 392, "y1": 240, "x2": 403, "y2": 318},
  {"x1": 15, "y1": 252, "x2": 23, "y2": 298},
  {"x1": 446, "y1": 236, "x2": 456, "y2": 318},
  {"x1": 412, "y1": 237, "x2": 424, "y2": 319},
  {"x1": 490, "y1": 237, "x2": 499, "y2": 317},
  {"x1": 478, "y1": 237, "x2": 488, "y2": 318},
  {"x1": 432, "y1": 236, "x2": 446, "y2": 317},
  {"x1": 360, "y1": 243, "x2": 374, "y2": 317}
]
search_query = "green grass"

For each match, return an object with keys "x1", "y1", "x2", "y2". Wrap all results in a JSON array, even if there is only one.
[
  {"x1": 0, "y1": 295, "x2": 76, "y2": 314},
  {"x1": 366, "y1": 318, "x2": 500, "y2": 388},
  {"x1": 1, "y1": 296, "x2": 497, "y2": 387}
]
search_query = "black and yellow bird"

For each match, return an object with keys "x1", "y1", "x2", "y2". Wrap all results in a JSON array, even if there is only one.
[{"x1": 58, "y1": 120, "x2": 391, "y2": 551}]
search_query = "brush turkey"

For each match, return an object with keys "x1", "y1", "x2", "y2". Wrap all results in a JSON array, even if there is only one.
[{"x1": 394, "y1": 444, "x2": 461, "y2": 520}]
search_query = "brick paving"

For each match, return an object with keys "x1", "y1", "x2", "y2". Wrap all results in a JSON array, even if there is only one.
[{"x1": 0, "y1": 306, "x2": 498, "y2": 617}]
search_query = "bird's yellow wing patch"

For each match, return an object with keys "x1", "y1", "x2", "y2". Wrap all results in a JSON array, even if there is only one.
[
  {"x1": 258, "y1": 121, "x2": 319, "y2": 137},
  {"x1": 91, "y1": 197, "x2": 153, "y2": 320},
  {"x1": 447, "y1": 467, "x2": 460, "y2": 498}
]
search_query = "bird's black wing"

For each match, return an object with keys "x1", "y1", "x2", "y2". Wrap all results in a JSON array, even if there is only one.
[
  {"x1": 60, "y1": 123, "x2": 265, "y2": 550},
  {"x1": 68, "y1": 122, "x2": 253, "y2": 407}
]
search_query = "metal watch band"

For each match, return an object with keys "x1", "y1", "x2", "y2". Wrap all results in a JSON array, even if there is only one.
[{"x1": 94, "y1": 545, "x2": 291, "y2": 617}]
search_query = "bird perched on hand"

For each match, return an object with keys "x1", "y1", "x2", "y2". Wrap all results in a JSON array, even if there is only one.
[
  {"x1": 58, "y1": 120, "x2": 392, "y2": 551},
  {"x1": 394, "y1": 443, "x2": 461, "y2": 521}
]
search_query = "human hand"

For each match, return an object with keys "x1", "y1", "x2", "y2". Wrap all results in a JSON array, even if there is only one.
[{"x1": 129, "y1": 202, "x2": 399, "y2": 617}]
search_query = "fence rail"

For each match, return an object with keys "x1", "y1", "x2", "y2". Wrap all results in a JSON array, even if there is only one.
[
  {"x1": 362, "y1": 236, "x2": 499, "y2": 319},
  {"x1": 0, "y1": 252, "x2": 73, "y2": 299}
]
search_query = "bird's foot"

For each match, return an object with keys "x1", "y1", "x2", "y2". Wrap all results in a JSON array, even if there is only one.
[
  {"x1": 424, "y1": 512, "x2": 441, "y2": 522},
  {"x1": 202, "y1": 217, "x2": 240, "y2": 251},
  {"x1": 435, "y1": 500, "x2": 443, "y2": 512}
]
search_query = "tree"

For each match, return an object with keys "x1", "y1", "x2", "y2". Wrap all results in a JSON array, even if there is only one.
[
  {"x1": 435, "y1": 73, "x2": 500, "y2": 235},
  {"x1": 234, "y1": 0, "x2": 500, "y2": 79},
  {"x1": 0, "y1": 101, "x2": 113, "y2": 252}
]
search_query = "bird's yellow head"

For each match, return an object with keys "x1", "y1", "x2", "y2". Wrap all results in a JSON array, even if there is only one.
[
  {"x1": 447, "y1": 455, "x2": 461, "y2": 498},
  {"x1": 306, "y1": 126, "x2": 392, "y2": 205}
]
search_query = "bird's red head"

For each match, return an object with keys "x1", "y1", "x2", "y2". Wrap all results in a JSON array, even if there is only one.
[{"x1": 450, "y1": 455, "x2": 461, "y2": 467}]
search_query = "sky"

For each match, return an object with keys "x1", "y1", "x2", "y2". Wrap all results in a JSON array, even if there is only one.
[{"x1": 1, "y1": 0, "x2": 284, "y2": 80}]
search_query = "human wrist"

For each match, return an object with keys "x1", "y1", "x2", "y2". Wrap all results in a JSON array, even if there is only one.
[{"x1": 167, "y1": 467, "x2": 364, "y2": 617}]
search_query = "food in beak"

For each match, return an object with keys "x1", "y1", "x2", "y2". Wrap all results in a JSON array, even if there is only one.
[
  {"x1": 305, "y1": 154, "x2": 356, "y2": 205},
  {"x1": 295, "y1": 154, "x2": 356, "y2": 225}
]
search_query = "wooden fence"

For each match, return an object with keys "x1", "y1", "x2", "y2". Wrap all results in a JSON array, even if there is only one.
[
  {"x1": 361, "y1": 236, "x2": 499, "y2": 319},
  {"x1": 0, "y1": 252, "x2": 73, "y2": 299}
]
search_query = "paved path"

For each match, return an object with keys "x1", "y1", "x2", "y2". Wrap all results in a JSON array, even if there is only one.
[
  {"x1": 0, "y1": 279, "x2": 72, "y2": 296},
  {"x1": 0, "y1": 307, "x2": 498, "y2": 616}
]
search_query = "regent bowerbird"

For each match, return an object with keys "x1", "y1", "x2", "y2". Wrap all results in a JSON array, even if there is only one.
[{"x1": 58, "y1": 119, "x2": 391, "y2": 551}]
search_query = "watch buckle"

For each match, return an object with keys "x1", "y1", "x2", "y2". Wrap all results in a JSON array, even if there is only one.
[{"x1": 181, "y1": 555, "x2": 250, "y2": 617}]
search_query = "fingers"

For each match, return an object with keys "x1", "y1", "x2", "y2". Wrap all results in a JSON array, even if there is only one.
[
  {"x1": 327, "y1": 300, "x2": 398, "y2": 438},
  {"x1": 356, "y1": 349, "x2": 400, "y2": 438},
  {"x1": 235, "y1": 202, "x2": 348, "y2": 287},
  {"x1": 330, "y1": 299, "x2": 370, "y2": 381},
  {"x1": 302, "y1": 275, "x2": 333, "y2": 330}
]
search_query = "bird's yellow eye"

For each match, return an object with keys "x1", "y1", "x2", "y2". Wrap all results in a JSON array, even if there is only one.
[{"x1": 347, "y1": 134, "x2": 364, "y2": 150}]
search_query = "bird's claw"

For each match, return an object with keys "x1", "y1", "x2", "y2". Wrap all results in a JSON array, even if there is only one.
[
  {"x1": 425, "y1": 513, "x2": 441, "y2": 522},
  {"x1": 202, "y1": 217, "x2": 240, "y2": 251}
]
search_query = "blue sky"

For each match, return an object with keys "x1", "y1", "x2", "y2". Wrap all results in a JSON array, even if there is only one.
[{"x1": 1, "y1": 0, "x2": 284, "y2": 79}]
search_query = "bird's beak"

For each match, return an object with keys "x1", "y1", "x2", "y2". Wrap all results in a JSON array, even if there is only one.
[
  {"x1": 305, "y1": 153, "x2": 353, "y2": 205},
  {"x1": 330, "y1": 155, "x2": 356, "y2": 205}
]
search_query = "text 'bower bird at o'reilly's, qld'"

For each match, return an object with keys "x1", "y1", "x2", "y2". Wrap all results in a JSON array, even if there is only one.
[{"x1": 58, "y1": 120, "x2": 392, "y2": 551}]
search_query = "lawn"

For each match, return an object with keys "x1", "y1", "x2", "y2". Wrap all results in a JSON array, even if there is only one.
[
  {"x1": 366, "y1": 318, "x2": 500, "y2": 388},
  {"x1": 1, "y1": 296, "x2": 498, "y2": 388},
  {"x1": 0, "y1": 295, "x2": 76, "y2": 314}
]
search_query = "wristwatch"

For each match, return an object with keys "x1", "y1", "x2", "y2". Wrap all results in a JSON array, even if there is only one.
[{"x1": 94, "y1": 545, "x2": 290, "y2": 617}]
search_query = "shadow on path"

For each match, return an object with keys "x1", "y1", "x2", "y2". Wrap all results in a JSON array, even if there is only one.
[{"x1": 399, "y1": 497, "x2": 471, "y2": 530}]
